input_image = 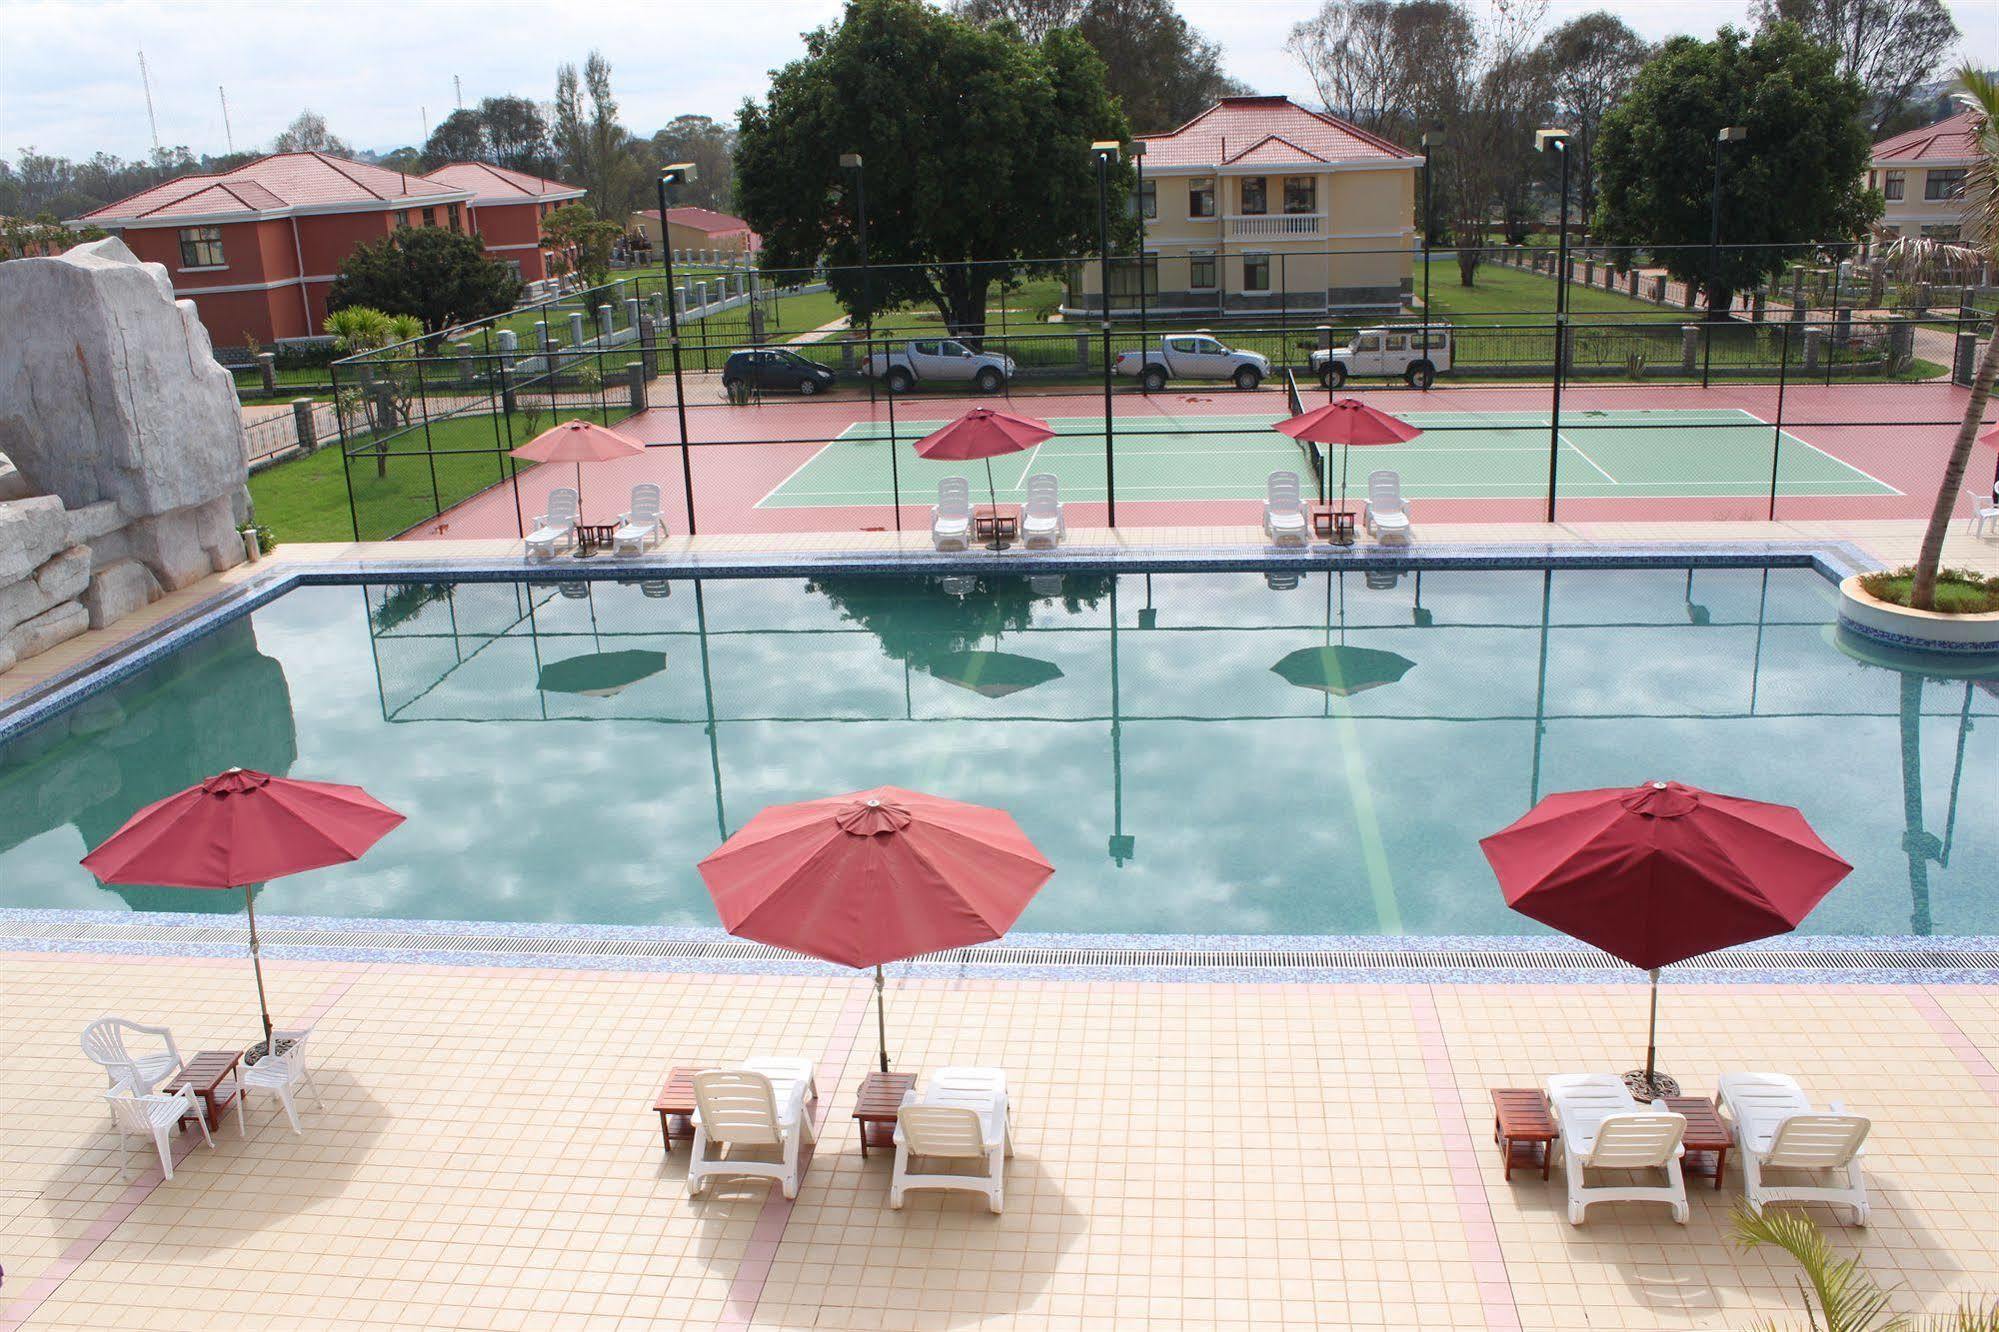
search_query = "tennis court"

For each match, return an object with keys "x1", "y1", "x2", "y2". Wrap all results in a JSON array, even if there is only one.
[{"x1": 756, "y1": 404, "x2": 1898, "y2": 509}]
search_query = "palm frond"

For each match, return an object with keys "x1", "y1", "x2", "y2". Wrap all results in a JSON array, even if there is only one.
[
  {"x1": 1732, "y1": 1205, "x2": 1906, "y2": 1332},
  {"x1": 1918, "y1": 1301, "x2": 1999, "y2": 1332},
  {"x1": 1949, "y1": 65, "x2": 1999, "y2": 257}
]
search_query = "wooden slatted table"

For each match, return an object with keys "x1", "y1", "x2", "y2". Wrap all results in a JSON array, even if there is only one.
[
  {"x1": 852, "y1": 1071, "x2": 917, "y2": 1158},
  {"x1": 1663, "y1": 1095, "x2": 1733, "y2": 1189},
  {"x1": 652, "y1": 1066, "x2": 699, "y2": 1158},
  {"x1": 1491, "y1": 1087, "x2": 1558, "y2": 1181}
]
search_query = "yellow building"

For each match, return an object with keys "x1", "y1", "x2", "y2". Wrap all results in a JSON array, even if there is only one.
[
  {"x1": 1866, "y1": 111, "x2": 1978, "y2": 243},
  {"x1": 1069, "y1": 96, "x2": 1421, "y2": 320},
  {"x1": 629, "y1": 206, "x2": 760, "y2": 259}
]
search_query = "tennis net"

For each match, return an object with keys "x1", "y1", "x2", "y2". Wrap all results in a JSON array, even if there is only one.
[{"x1": 1283, "y1": 369, "x2": 1326, "y2": 499}]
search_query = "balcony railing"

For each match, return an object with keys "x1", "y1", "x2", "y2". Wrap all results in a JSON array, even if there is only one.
[{"x1": 1225, "y1": 214, "x2": 1326, "y2": 239}]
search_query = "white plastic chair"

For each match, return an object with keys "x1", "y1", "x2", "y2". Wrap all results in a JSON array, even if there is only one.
[
  {"x1": 1262, "y1": 471, "x2": 1309, "y2": 547},
  {"x1": 1021, "y1": 473, "x2": 1065, "y2": 549},
  {"x1": 687, "y1": 1058, "x2": 819, "y2": 1199},
  {"x1": 890, "y1": 1065, "x2": 1013, "y2": 1213},
  {"x1": 82, "y1": 1017, "x2": 181, "y2": 1093},
  {"x1": 1363, "y1": 469, "x2": 1413, "y2": 541},
  {"x1": 1546, "y1": 1073, "x2": 1689, "y2": 1225},
  {"x1": 931, "y1": 478, "x2": 973, "y2": 552},
  {"x1": 613, "y1": 483, "x2": 665, "y2": 555},
  {"x1": 526, "y1": 487, "x2": 580, "y2": 559},
  {"x1": 1718, "y1": 1073, "x2": 1871, "y2": 1224},
  {"x1": 1971, "y1": 484, "x2": 1998, "y2": 538},
  {"x1": 239, "y1": 1027, "x2": 322, "y2": 1135},
  {"x1": 105, "y1": 1084, "x2": 211, "y2": 1181}
]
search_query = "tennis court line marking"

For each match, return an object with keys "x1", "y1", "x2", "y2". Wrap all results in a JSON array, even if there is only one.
[
  {"x1": 1554, "y1": 431, "x2": 1619, "y2": 484},
  {"x1": 1713, "y1": 407, "x2": 1903, "y2": 496},
  {"x1": 751, "y1": 438, "x2": 840, "y2": 510}
]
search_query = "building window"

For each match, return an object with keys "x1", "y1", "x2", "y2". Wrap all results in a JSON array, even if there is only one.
[
  {"x1": 394, "y1": 209, "x2": 411, "y2": 228},
  {"x1": 1866, "y1": 170, "x2": 1876, "y2": 189},
  {"x1": 1189, "y1": 254, "x2": 1216, "y2": 290},
  {"x1": 1108, "y1": 255, "x2": 1159, "y2": 299},
  {"x1": 447, "y1": 203, "x2": 463, "y2": 233},
  {"x1": 1189, "y1": 181, "x2": 1215, "y2": 218},
  {"x1": 1137, "y1": 179, "x2": 1156, "y2": 220},
  {"x1": 1882, "y1": 170, "x2": 1904, "y2": 201},
  {"x1": 501, "y1": 258, "x2": 523, "y2": 278},
  {"x1": 1242, "y1": 252, "x2": 1270, "y2": 292},
  {"x1": 1924, "y1": 168, "x2": 1966, "y2": 200},
  {"x1": 421, "y1": 207, "x2": 437, "y2": 227},
  {"x1": 1240, "y1": 176, "x2": 1267, "y2": 215},
  {"x1": 176, "y1": 226, "x2": 224, "y2": 268},
  {"x1": 1283, "y1": 176, "x2": 1316, "y2": 214}
]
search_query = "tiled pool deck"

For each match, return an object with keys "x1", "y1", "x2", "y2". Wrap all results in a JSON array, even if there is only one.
[{"x1": 3, "y1": 517, "x2": 1996, "y2": 1329}]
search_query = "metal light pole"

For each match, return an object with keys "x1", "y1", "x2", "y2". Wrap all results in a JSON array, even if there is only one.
[
  {"x1": 657, "y1": 163, "x2": 698, "y2": 535},
  {"x1": 840, "y1": 152, "x2": 875, "y2": 411},
  {"x1": 1703, "y1": 126, "x2": 1748, "y2": 389},
  {"x1": 1420, "y1": 128, "x2": 1443, "y2": 389},
  {"x1": 1093, "y1": 140, "x2": 1121, "y2": 527},
  {"x1": 1536, "y1": 129, "x2": 1572, "y2": 523},
  {"x1": 1131, "y1": 139, "x2": 1149, "y2": 394}
]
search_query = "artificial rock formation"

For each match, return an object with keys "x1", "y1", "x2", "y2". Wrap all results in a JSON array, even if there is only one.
[{"x1": 0, "y1": 236, "x2": 250, "y2": 672}]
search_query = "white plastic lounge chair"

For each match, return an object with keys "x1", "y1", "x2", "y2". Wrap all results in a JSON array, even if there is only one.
[
  {"x1": 931, "y1": 478, "x2": 973, "y2": 552},
  {"x1": 687, "y1": 1058, "x2": 819, "y2": 1199},
  {"x1": 890, "y1": 1065, "x2": 1013, "y2": 1213},
  {"x1": 105, "y1": 1083, "x2": 211, "y2": 1180},
  {"x1": 1029, "y1": 575, "x2": 1064, "y2": 598},
  {"x1": 1972, "y1": 484, "x2": 1998, "y2": 538},
  {"x1": 1363, "y1": 470, "x2": 1413, "y2": 542},
  {"x1": 1263, "y1": 471, "x2": 1309, "y2": 548},
  {"x1": 1546, "y1": 1073, "x2": 1689, "y2": 1225},
  {"x1": 82, "y1": 1017, "x2": 181, "y2": 1093},
  {"x1": 526, "y1": 487, "x2": 580, "y2": 559},
  {"x1": 239, "y1": 1027, "x2": 322, "y2": 1135},
  {"x1": 1718, "y1": 1073, "x2": 1871, "y2": 1224},
  {"x1": 613, "y1": 483, "x2": 665, "y2": 555},
  {"x1": 1021, "y1": 473, "x2": 1065, "y2": 549}
]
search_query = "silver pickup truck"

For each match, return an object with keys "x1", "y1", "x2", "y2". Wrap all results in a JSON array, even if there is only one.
[
  {"x1": 1113, "y1": 333, "x2": 1270, "y2": 391},
  {"x1": 864, "y1": 339, "x2": 1016, "y2": 394}
]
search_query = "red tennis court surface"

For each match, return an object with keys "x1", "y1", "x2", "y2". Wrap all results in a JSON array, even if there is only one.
[{"x1": 408, "y1": 378, "x2": 1997, "y2": 541}]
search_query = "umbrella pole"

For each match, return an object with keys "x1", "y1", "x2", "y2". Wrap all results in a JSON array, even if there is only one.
[
  {"x1": 244, "y1": 885, "x2": 275, "y2": 1060},
  {"x1": 1644, "y1": 966, "x2": 1660, "y2": 1089},
  {"x1": 983, "y1": 457, "x2": 1005, "y2": 552},
  {"x1": 874, "y1": 963, "x2": 890, "y2": 1073}
]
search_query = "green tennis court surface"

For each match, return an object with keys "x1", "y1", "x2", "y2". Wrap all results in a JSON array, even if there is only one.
[{"x1": 756, "y1": 407, "x2": 1898, "y2": 507}]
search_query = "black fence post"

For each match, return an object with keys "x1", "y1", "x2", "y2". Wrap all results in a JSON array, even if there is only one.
[
  {"x1": 1767, "y1": 321, "x2": 1790, "y2": 521},
  {"x1": 335, "y1": 361, "x2": 362, "y2": 542},
  {"x1": 1102, "y1": 324, "x2": 1117, "y2": 527},
  {"x1": 885, "y1": 333, "x2": 902, "y2": 531},
  {"x1": 415, "y1": 359, "x2": 442, "y2": 521}
]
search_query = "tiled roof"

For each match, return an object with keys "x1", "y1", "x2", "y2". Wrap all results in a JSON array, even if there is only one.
[
  {"x1": 637, "y1": 206, "x2": 755, "y2": 235},
  {"x1": 1136, "y1": 96, "x2": 1419, "y2": 170},
  {"x1": 422, "y1": 162, "x2": 586, "y2": 204},
  {"x1": 78, "y1": 152, "x2": 470, "y2": 225},
  {"x1": 1872, "y1": 110, "x2": 1982, "y2": 164}
]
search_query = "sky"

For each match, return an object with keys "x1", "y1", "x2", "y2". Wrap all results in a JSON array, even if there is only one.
[{"x1": 2, "y1": 0, "x2": 1994, "y2": 163}]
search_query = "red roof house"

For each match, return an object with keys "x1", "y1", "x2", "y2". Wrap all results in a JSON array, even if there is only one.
[
  {"x1": 1868, "y1": 111, "x2": 1982, "y2": 240},
  {"x1": 422, "y1": 162, "x2": 586, "y2": 281},
  {"x1": 631, "y1": 206, "x2": 760, "y2": 257}
]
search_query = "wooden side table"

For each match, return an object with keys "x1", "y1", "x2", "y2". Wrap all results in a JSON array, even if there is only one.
[
  {"x1": 1663, "y1": 1095, "x2": 1733, "y2": 1189},
  {"x1": 163, "y1": 1050, "x2": 242, "y2": 1136},
  {"x1": 575, "y1": 522, "x2": 618, "y2": 556},
  {"x1": 852, "y1": 1071, "x2": 917, "y2": 1158},
  {"x1": 1491, "y1": 1087, "x2": 1558, "y2": 1181},
  {"x1": 1309, "y1": 505, "x2": 1358, "y2": 546},
  {"x1": 652, "y1": 1066, "x2": 699, "y2": 1157}
]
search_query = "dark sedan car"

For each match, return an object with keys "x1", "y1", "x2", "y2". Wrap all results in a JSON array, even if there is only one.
[{"x1": 721, "y1": 348, "x2": 838, "y2": 396}]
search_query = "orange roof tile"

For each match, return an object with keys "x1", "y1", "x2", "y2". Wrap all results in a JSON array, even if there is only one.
[
  {"x1": 1872, "y1": 110, "x2": 1982, "y2": 165},
  {"x1": 1136, "y1": 96, "x2": 1419, "y2": 170},
  {"x1": 78, "y1": 152, "x2": 470, "y2": 226},
  {"x1": 422, "y1": 162, "x2": 586, "y2": 204}
]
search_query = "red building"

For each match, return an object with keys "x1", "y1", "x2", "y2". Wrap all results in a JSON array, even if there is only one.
[
  {"x1": 74, "y1": 152, "x2": 583, "y2": 347},
  {"x1": 421, "y1": 161, "x2": 585, "y2": 281}
]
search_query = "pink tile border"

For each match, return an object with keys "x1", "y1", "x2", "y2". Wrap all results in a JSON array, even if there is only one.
[
  {"x1": 1909, "y1": 987, "x2": 1999, "y2": 1105},
  {"x1": 1408, "y1": 987, "x2": 1523, "y2": 1332}
]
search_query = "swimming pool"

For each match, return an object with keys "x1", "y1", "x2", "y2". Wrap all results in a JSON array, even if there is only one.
[{"x1": 1, "y1": 566, "x2": 1992, "y2": 939}]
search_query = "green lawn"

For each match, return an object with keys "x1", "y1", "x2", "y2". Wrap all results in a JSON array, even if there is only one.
[{"x1": 1419, "y1": 255, "x2": 1683, "y2": 324}]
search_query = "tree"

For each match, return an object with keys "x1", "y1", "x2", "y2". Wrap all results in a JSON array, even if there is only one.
[
  {"x1": 1733, "y1": 1202, "x2": 1999, "y2": 1330},
  {"x1": 1535, "y1": 12, "x2": 1649, "y2": 220},
  {"x1": 1593, "y1": 23, "x2": 1881, "y2": 318},
  {"x1": 736, "y1": 0, "x2": 1131, "y2": 339},
  {"x1": 1754, "y1": 0, "x2": 1960, "y2": 137},
  {"x1": 554, "y1": 52, "x2": 642, "y2": 214},
  {"x1": 540, "y1": 201, "x2": 623, "y2": 288},
  {"x1": 479, "y1": 96, "x2": 554, "y2": 174},
  {"x1": 647, "y1": 115, "x2": 735, "y2": 211},
  {"x1": 324, "y1": 307, "x2": 425, "y2": 476},
  {"x1": 273, "y1": 110, "x2": 351, "y2": 156},
  {"x1": 956, "y1": 0, "x2": 1248, "y2": 130},
  {"x1": 1, "y1": 212, "x2": 103, "y2": 259},
  {"x1": 326, "y1": 226, "x2": 521, "y2": 335},
  {"x1": 423, "y1": 110, "x2": 487, "y2": 167}
]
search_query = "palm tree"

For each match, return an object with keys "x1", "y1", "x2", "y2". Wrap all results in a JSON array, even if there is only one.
[
  {"x1": 1894, "y1": 68, "x2": 1998, "y2": 611},
  {"x1": 1733, "y1": 1205, "x2": 1999, "y2": 1331}
]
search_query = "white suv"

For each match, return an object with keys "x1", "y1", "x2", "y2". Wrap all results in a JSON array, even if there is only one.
[{"x1": 1311, "y1": 325, "x2": 1452, "y2": 389}]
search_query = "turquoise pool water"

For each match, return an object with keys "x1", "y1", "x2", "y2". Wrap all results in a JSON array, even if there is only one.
[{"x1": 1, "y1": 567, "x2": 1992, "y2": 938}]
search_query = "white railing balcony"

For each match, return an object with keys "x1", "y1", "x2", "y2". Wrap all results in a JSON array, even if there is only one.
[{"x1": 1225, "y1": 214, "x2": 1326, "y2": 240}]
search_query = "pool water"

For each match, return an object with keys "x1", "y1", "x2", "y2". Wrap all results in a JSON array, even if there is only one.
[{"x1": 1, "y1": 567, "x2": 1992, "y2": 938}]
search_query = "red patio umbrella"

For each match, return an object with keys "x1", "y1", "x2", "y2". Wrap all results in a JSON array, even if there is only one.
[
  {"x1": 1275, "y1": 398, "x2": 1422, "y2": 509},
  {"x1": 1481, "y1": 779, "x2": 1851, "y2": 1097},
  {"x1": 82, "y1": 768, "x2": 406, "y2": 1059},
  {"x1": 697, "y1": 785, "x2": 1054, "y2": 1070},
  {"x1": 510, "y1": 419, "x2": 645, "y2": 517},
  {"x1": 914, "y1": 408, "x2": 1056, "y2": 549}
]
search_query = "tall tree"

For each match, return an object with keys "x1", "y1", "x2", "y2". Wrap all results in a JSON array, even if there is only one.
[
  {"x1": 647, "y1": 115, "x2": 736, "y2": 210},
  {"x1": 423, "y1": 110, "x2": 487, "y2": 167},
  {"x1": 1754, "y1": 0, "x2": 1960, "y2": 137},
  {"x1": 955, "y1": 0, "x2": 1246, "y2": 130},
  {"x1": 1535, "y1": 12, "x2": 1649, "y2": 220},
  {"x1": 554, "y1": 52, "x2": 641, "y2": 214},
  {"x1": 1593, "y1": 23, "x2": 1881, "y2": 318},
  {"x1": 479, "y1": 96, "x2": 554, "y2": 174},
  {"x1": 539, "y1": 202, "x2": 624, "y2": 288},
  {"x1": 737, "y1": 0, "x2": 1131, "y2": 338},
  {"x1": 325, "y1": 227, "x2": 522, "y2": 334},
  {"x1": 272, "y1": 110, "x2": 351, "y2": 156}
]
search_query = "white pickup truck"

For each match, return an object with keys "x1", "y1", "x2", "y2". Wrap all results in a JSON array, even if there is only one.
[
  {"x1": 1310, "y1": 325, "x2": 1453, "y2": 389},
  {"x1": 864, "y1": 339, "x2": 1016, "y2": 394},
  {"x1": 1114, "y1": 333, "x2": 1270, "y2": 391}
]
